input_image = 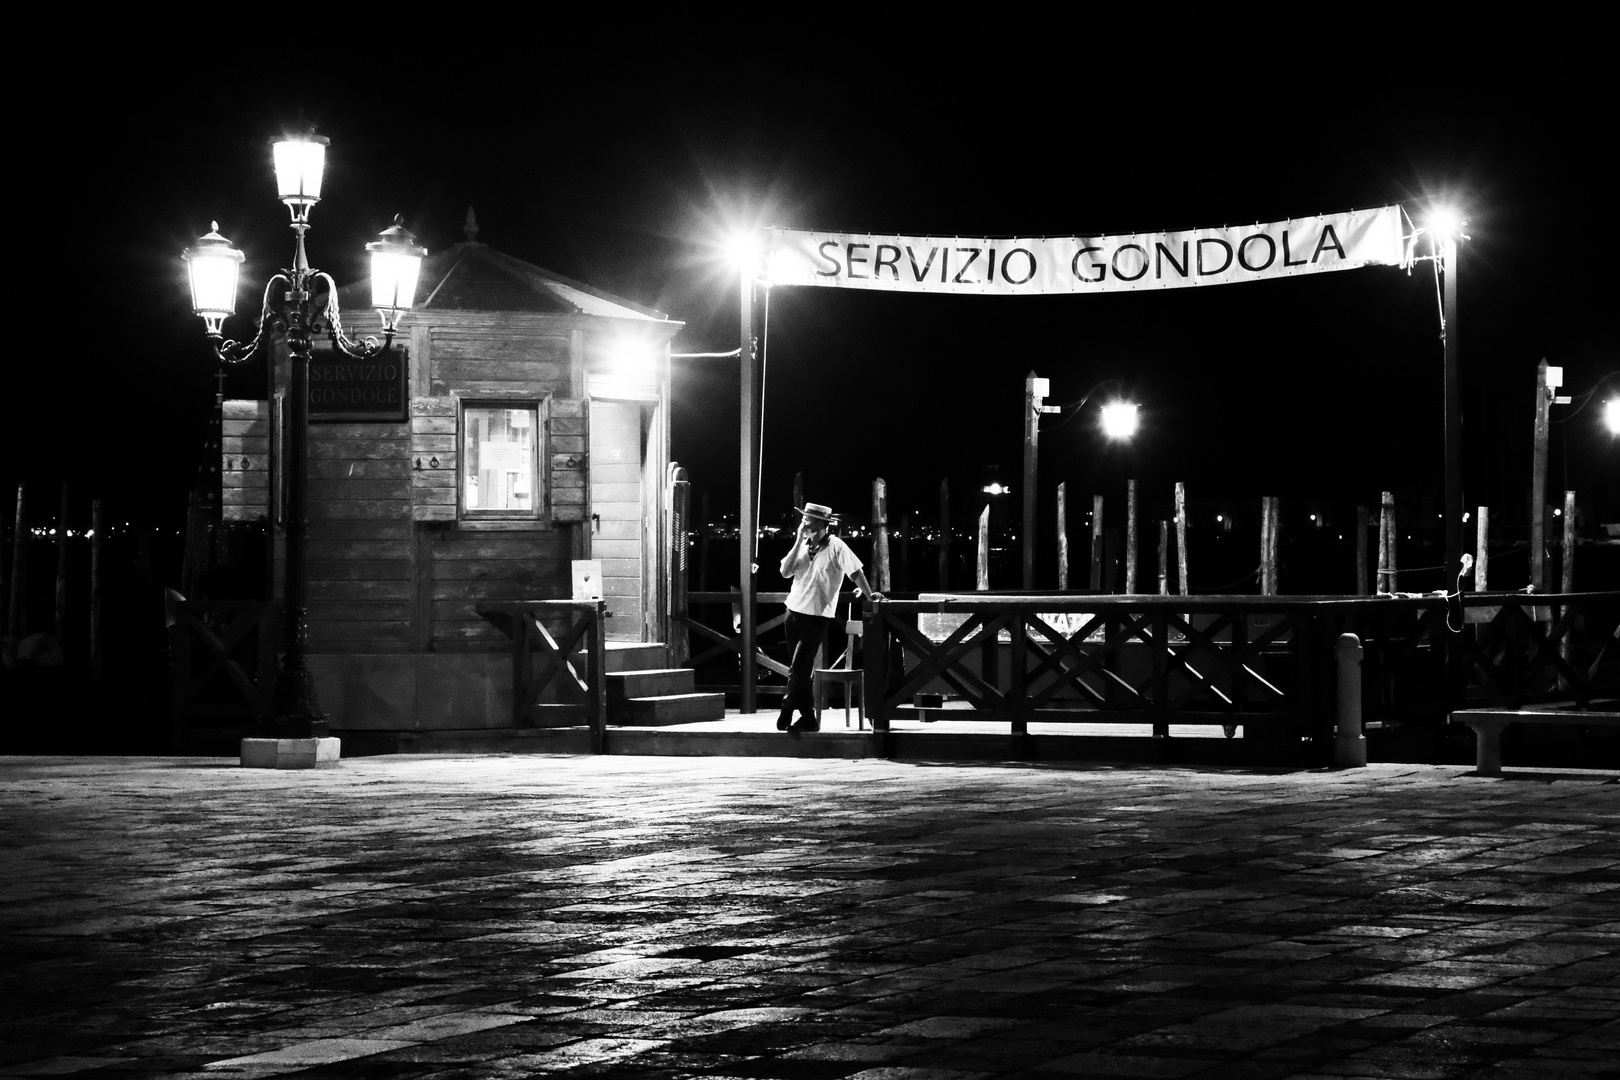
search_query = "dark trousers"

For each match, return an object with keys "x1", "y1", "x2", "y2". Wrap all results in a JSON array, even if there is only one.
[{"x1": 781, "y1": 609, "x2": 831, "y2": 719}]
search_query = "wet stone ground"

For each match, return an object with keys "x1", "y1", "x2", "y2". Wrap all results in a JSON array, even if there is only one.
[{"x1": 1, "y1": 755, "x2": 1617, "y2": 1079}]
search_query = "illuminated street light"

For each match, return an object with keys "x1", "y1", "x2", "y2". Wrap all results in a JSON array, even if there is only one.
[
  {"x1": 1606, "y1": 396, "x2": 1620, "y2": 436},
  {"x1": 182, "y1": 132, "x2": 425, "y2": 738},
  {"x1": 1100, "y1": 401, "x2": 1140, "y2": 440},
  {"x1": 1024, "y1": 375, "x2": 1138, "y2": 588}
]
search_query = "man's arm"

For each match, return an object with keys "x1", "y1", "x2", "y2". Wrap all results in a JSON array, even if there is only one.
[{"x1": 850, "y1": 567, "x2": 882, "y2": 601}]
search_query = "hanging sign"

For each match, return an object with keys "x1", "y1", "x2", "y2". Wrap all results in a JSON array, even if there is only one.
[
  {"x1": 309, "y1": 345, "x2": 409, "y2": 423},
  {"x1": 765, "y1": 205, "x2": 1407, "y2": 296}
]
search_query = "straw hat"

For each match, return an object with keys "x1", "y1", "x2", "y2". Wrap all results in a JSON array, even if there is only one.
[{"x1": 796, "y1": 502, "x2": 837, "y2": 523}]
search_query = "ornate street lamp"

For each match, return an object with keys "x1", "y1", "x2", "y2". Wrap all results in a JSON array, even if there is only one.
[{"x1": 183, "y1": 133, "x2": 426, "y2": 737}]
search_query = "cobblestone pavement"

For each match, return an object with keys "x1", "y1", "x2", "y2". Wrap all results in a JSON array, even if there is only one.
[{"x1": 2, "y1": 755, "x2": 1616, "y2": 1080}]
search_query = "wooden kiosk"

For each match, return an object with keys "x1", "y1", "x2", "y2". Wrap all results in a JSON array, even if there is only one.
[{"x1": 221, "y1": 218, "x2": 685, "y2": 740}]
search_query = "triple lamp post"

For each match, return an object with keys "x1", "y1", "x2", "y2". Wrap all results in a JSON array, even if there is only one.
[{"x1": 182, "y1": 133, "x2": 426, "y2": 737}]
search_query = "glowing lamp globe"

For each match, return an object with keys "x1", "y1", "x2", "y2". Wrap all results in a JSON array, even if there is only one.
[
  {"x1": 366, "y1": 216, "x2": 426, "y2": 333},
  {"x1": 272, "y1": 133, "x2": 328, "y2": 220},
  {"x1": 1100, "y1": 401, "x2": 1140, "y2": 440},
  {"x1": 183, "y1": 222, "x2": 245, "y2": 337}
]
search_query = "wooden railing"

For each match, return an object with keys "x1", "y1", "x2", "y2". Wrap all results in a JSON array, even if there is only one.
[
  {"x1": 859, "y1": 596, "x2": 1340, "y2": 757},
  {"x1": 678, "y1": 590, "x2": 797, "y2": 698},
  {"x1": 477, "y1": 600, "x2": 608, "y2": 751},
  {"x1": 168, "y1": 598, "x2": 279, "y2": 725},
  {"x1": 849, "y1": 593, "x2": 1618, "y2": 750}
]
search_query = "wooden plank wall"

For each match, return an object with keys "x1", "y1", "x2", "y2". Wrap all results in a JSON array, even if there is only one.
[
  {"x1": 306, "y1": 419, "x2": 414, "y2": 652},
  {"x1": 221, "y1": 400, "x2": 270, "y2": 523},
  {"x1": 288, "y1": 316, "x2": 609, "y2": 653}
]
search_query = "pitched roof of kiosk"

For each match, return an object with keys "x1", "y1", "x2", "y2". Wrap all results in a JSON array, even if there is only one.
[{"x1": 339, "y1": 208, "x2": 670, "y2": 321}]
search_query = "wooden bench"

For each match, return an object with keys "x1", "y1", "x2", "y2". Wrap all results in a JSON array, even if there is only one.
[{"x1": 1448, "y1": 706, "x2": 1620, "y2": 776}]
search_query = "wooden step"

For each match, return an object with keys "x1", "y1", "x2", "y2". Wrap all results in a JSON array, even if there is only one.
[
  {"x1": 607, "y1": 668, "x2": 696, "y2": 702},
  {"x1": 615, "y1": 692, "x2": 726, "y2": 726},
  {"x1": 571, "y1": 643, "x2": 668, "y2": 677}
]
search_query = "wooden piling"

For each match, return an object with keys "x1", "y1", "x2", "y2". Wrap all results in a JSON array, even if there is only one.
[
  {"x1": 1174, "y1": 482, "x2": 1189, "y2": 596},
  {"x1": 1125, "y1": 479, "x2": 1138, "y2": 594},
  {"x1": 976, "y1": 505, "x2": 990, "y2": 590},
  {"x1": 872, "y1": 479, "x2": 891, "y2": 593},
  {"x1": 1090, "y1": 494, "x2": 1104, "y2": 591},
  {"x1": 1263, "y1": 501, "x2": 1276, "y2": 599},
  {"x1": 1475, "y1": 506, "x2": 1489, "y2": 592},
  {"x1": 1561, "y1": 491, "x2": 1576, "y2": 593},
  {"x1": 1056, "y1": 483, "x2": 1069, "y2": 590},
  {"x1": 1378, "y1": 491, "x2": 1396, "y2": 594},
  {"x1": 1259, "y1": 496, "x2": 1274, "y2": 596},
  {"x1": 1157, "y1": 520, "x2": 1170, "y2": 596}
]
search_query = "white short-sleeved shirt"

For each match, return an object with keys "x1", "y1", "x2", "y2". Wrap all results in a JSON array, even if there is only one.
[{"x1": 782, "y1": 534, "x2": 863, "y2": 619}]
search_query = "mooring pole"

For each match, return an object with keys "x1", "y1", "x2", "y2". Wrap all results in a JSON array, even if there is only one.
[
  {"x1": 1530, "y1": 359, "x2": 1555, "y2": 593},
  {"x1": 1056, "y1": 482, "x2": 1069, "y2": 591},
  {"x1": 1022, "y1": 372, "x2": 1041, "y2": 589}
]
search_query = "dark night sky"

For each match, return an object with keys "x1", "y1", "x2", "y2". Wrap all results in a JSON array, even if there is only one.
[{"x1": 11, "y1": 31, "x2": 1616, "y2": 544}]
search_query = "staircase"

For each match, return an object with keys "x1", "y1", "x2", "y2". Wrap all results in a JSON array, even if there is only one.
[
  {"x1": 607, "y1": 667, "x2": 726, "y2": 726},
  {"x1": 586, "y1": 642, "x2": 726, "y2": 727}
]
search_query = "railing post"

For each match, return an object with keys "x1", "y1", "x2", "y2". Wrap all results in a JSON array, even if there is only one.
[
  {"x1": 669, "y1": 468, "x2": 690, "y2": 667},
  {"x1": 511, "y1": 611, "x2": 529, "y2": 725},
  {"x1": 588, "y1": 600, "x2": 607, "y2": 753},
  {"x1": 1009, "y1": 606, "x2": 1028, "y2": 741},
  {"x1": 863, "y1": 600, "x2": 890, "y2": 756},
  {"x1": 1150, "y1": 606, "x2": 1170, "y2": 739},
  {"x1": 1334, "y1": 632, "x2": 1368, "y2": 768}
]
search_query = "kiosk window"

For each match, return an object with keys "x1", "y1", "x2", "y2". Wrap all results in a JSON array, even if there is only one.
[{"x1": 462, "y1": 404, "x2": 538, "y2": 516}]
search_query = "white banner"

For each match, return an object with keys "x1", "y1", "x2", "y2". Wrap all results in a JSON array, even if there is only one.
[{"x1": 765, "y1": 206, "x2": 1407, "y2": 296}]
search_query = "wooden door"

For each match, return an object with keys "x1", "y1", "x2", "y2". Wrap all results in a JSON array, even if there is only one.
[{"x1": 589, "y1": 400, "x2": 648, "y2": 641}]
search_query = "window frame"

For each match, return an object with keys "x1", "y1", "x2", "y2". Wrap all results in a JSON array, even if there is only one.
[{"x1": 458, "y1": 397, "x2": 544, "y2": 521}]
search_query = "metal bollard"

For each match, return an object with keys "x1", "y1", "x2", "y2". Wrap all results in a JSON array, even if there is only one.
[{"x1": 1334, "y1": 633, "x2": 1368, "y2": 768}]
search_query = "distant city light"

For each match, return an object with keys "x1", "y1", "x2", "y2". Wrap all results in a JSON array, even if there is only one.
[{"x1": 982, "y1": 482, "x2": 1010, "y2": 496}]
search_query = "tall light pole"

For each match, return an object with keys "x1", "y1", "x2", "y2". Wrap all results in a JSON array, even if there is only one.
[
  {"x1": 1432, "y1": 209, "x2": 1467, "y2": 583},
  {"x1": 1022, "y1": 376, "x2": 1138, "y2": 590},
  {"x1": 736, "y1": 232, "x2": 760, "y2": 712},
  {"x1": 183, "y1": 133, "x2": 425, "y2": 739}
]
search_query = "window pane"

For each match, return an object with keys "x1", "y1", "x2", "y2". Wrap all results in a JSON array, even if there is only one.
[{"x1": 463, "y1": 406, "x2": 535, "y2": 512}]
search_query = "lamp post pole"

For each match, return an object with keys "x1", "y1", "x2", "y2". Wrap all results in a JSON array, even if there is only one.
[
  {"x1": 184, "y1": 135, "x2": 424, "y2": 742},
  {"x1": 1440, "y1": 230, "x2": 1464, "y2": 584},
  {"x1": 1022, "y1": 373, "x2": 1041, "y2": 590},
  {"x1": 1023, "y1": 377, "x2": 1136, "y2": 592},
  {"x1": 738, "y1": 258, "x2": 759, "y2": 713}
]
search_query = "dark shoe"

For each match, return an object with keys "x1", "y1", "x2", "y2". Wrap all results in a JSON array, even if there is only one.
[
  {"x1": 789, "y1": 715, "x2": 820, "y2": 733},
  {"x1": 776, "y1": 711, "x2": 793, "y2": 731}
]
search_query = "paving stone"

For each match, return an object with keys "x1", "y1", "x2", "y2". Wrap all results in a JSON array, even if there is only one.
[{"x1": 1, "y1": 756, "x2": 1616, "y2": 1078}]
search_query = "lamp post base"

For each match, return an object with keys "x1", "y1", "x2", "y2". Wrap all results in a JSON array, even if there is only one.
[{"x1": 240, "y1": 737, "x2": 341, "y2": 769}]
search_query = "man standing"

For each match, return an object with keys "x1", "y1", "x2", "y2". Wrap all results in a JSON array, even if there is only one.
[{"x1": 777, "y1": 503, "x2": 882, "y2": 733}]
